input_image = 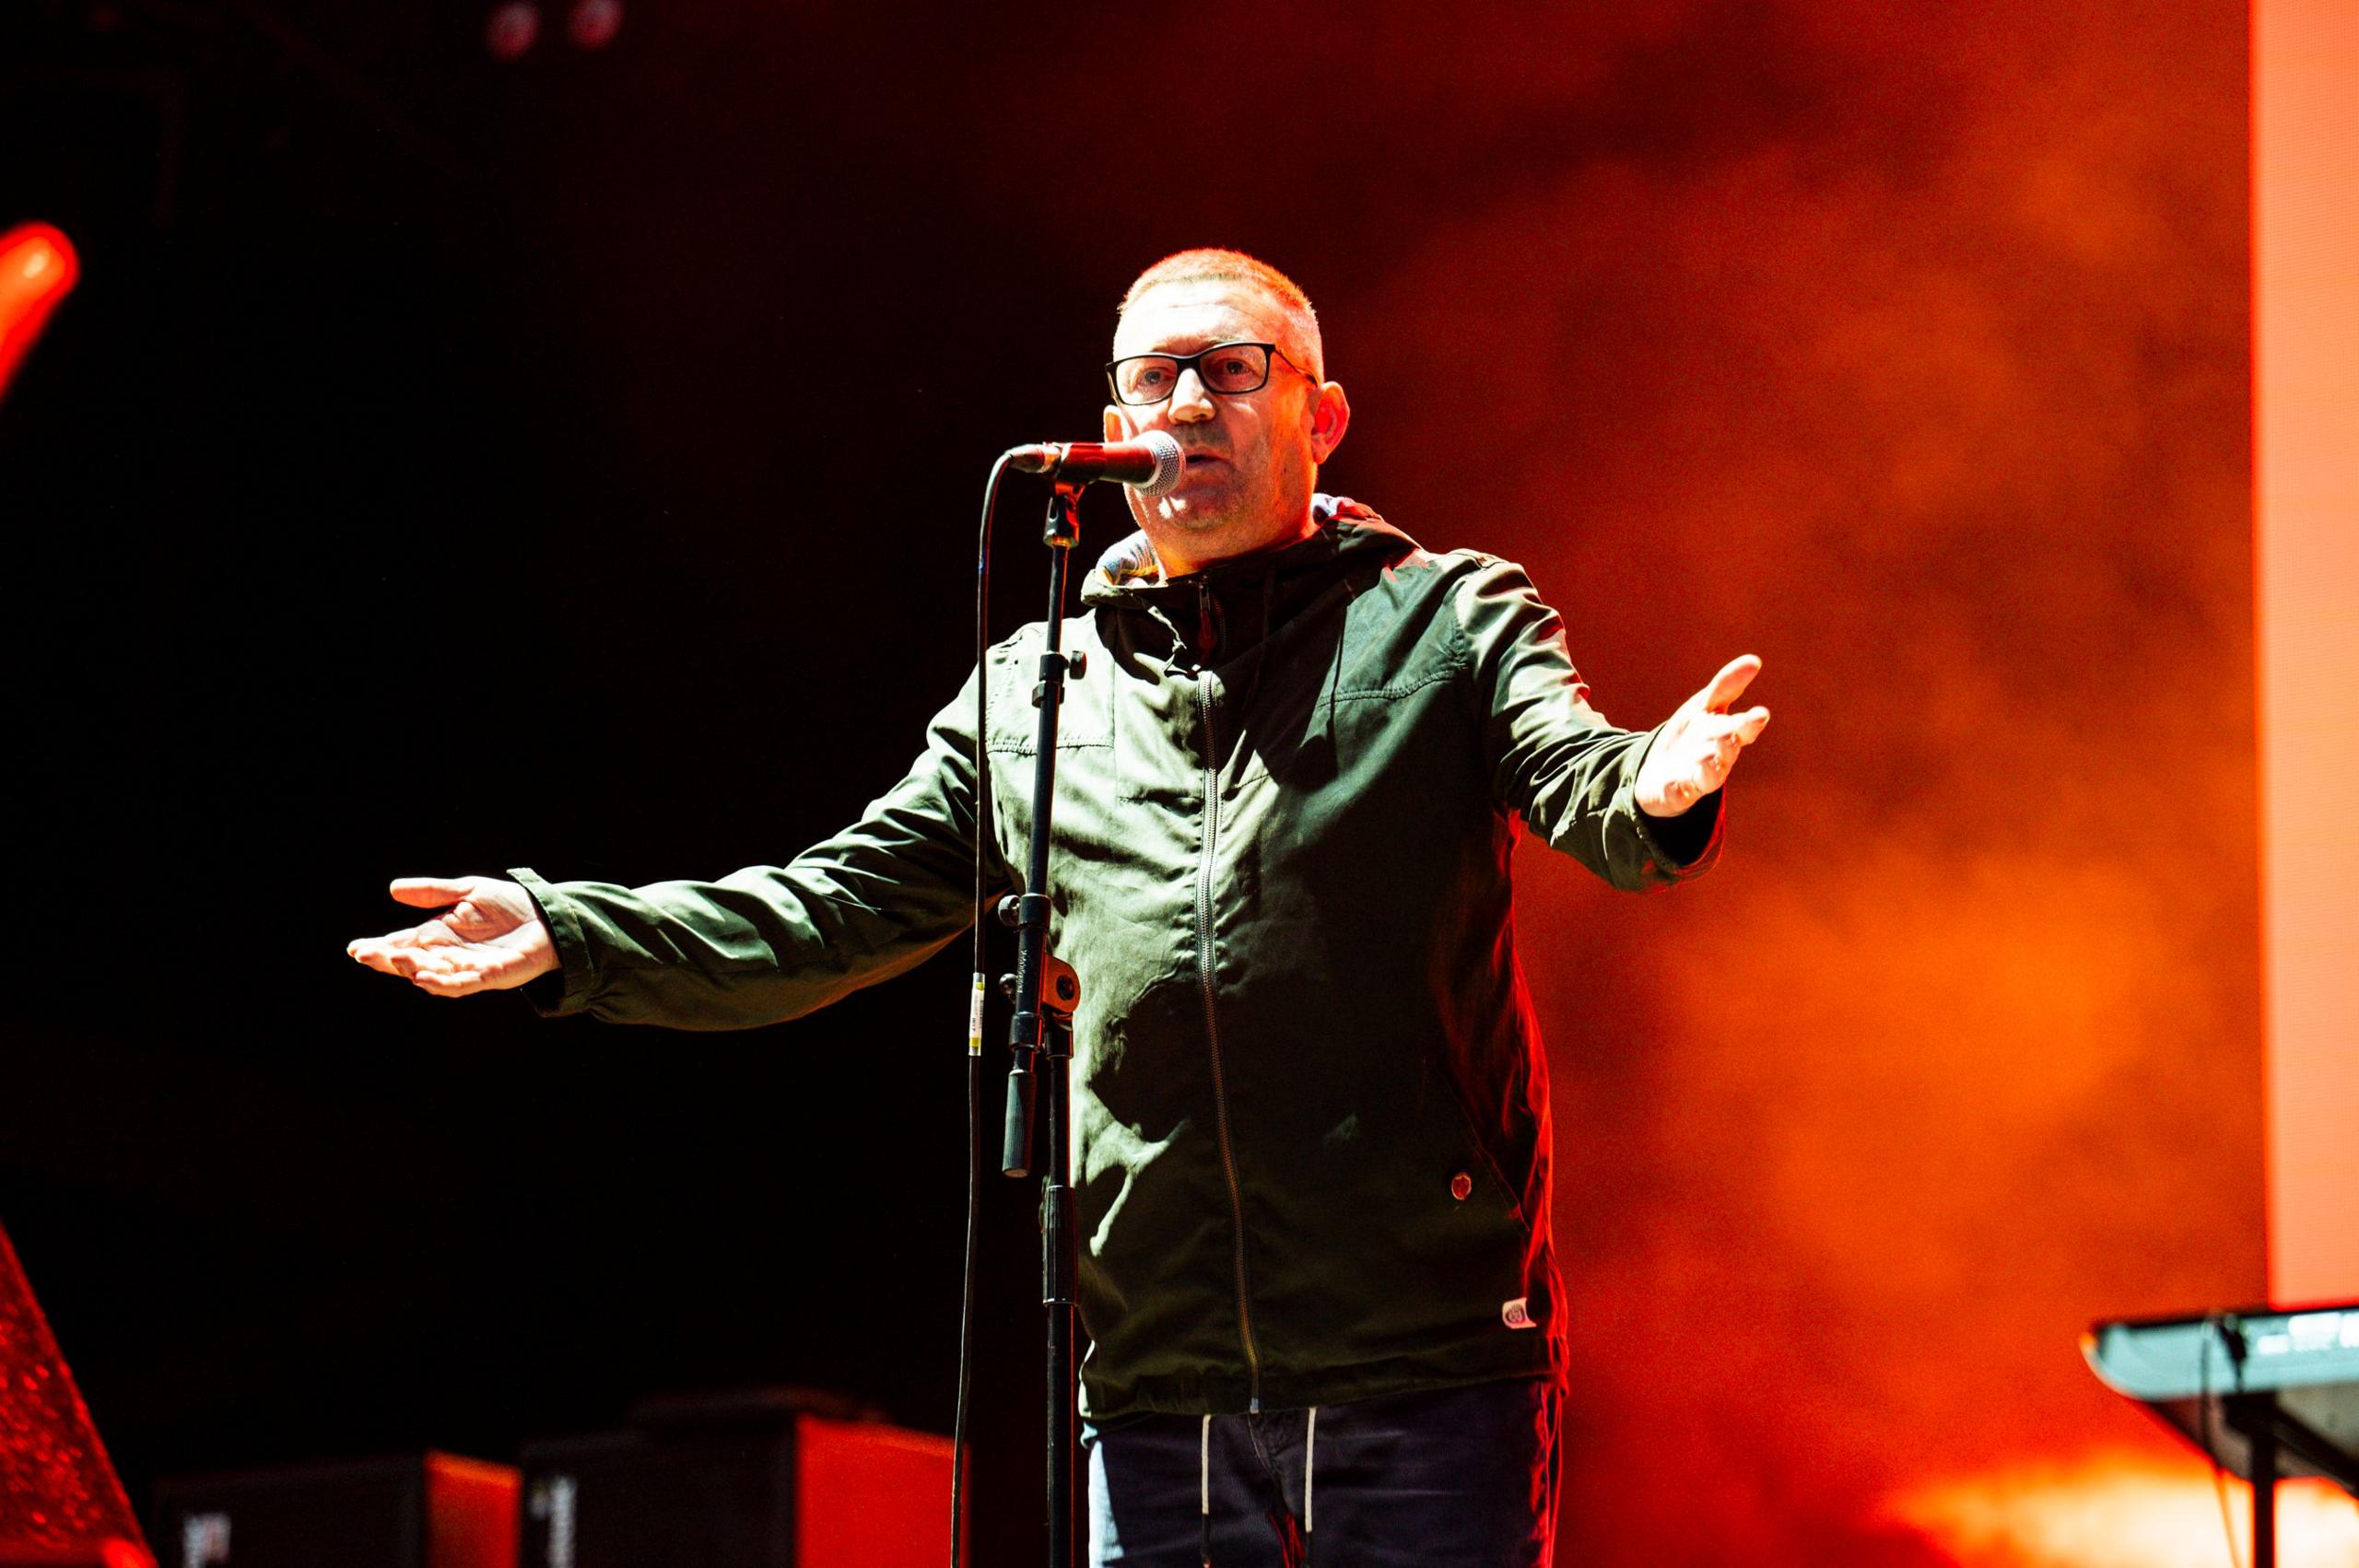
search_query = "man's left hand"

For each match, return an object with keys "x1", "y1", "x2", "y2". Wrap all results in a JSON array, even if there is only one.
[{"x1": 1636, "y1": 655, "x2": 1771, "y2": 818}]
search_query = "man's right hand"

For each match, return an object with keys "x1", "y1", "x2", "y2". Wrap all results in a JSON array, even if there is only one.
[{"x1": 347, "y1": 876, "x2": 558, "y2": 998}]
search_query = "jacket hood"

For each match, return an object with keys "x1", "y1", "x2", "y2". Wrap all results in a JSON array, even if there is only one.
[
  {"x1": 1080, "y1": 495, "x2": 1419, "y2": 666},
  {"x1": 1081, "y1": 494, "x2": 1414, "y2": 604}
]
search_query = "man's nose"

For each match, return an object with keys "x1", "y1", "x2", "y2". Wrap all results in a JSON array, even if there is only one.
[{"x1": 1167, "y1": 367, "x2": 1216, "y2": 422}]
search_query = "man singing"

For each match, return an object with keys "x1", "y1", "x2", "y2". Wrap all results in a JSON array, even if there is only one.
[{"x1": 350, "y1": 249, "x2": 1769, "y2": 1566}]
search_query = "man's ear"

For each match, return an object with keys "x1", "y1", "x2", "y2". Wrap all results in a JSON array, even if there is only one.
[{"x1": 1308, "y1": 381, "x2": 1351, "y2": 464}]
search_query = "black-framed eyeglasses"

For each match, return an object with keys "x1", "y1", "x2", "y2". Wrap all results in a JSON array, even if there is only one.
[{"x1": 1105, "y1": 341, "x2": 1317, "y2": 406}]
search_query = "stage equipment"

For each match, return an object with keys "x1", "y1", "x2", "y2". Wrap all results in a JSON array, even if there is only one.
[
  {"x1": 953, "y1": 434, "x2": 1171, "y2": 1562},
  {"x1": 959, "y1": 455, "x2": 1104, "y2": 1568},
  {"x1": 151, "y1": 1453, "x2": 516, "y2": 1568},
  {"x1": 1004, "y1": 432, "x2": 1184, "y2": 497},
  {"x1": 2085, "y1": 1301, "x2": 2359, "y2": 1568},
  {"x1": 0, "y1": 1223, "x2": 150, "y2": 1568},
  {"x1": 518, "y1": 1389, "x2": 950, "y2": 1567}
]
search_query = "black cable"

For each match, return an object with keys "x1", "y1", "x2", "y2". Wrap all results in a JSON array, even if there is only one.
[
  {"x1": 2202, "y1": 1313, "x2": 2243, "y2": 1568},
  {"x1": 952, "y1": 452, "x2": 1013, "y2": 1568}
]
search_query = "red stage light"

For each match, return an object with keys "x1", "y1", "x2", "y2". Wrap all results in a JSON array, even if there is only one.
[
  {"x1": 0, "y1": 223, "x2": 80, "y2": 401},
  {"x1": 0, "y1": 1224, "x2": 148, "y2": 1562},
  {"x1": 568, "y1": 0, "x2": 622, "y2": 51},
  {"x1": 485, "y1": 1, "x2": 540, "y2": 61}
]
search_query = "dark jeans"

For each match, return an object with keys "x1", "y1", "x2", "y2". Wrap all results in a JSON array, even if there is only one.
[{"x1": 1083, "y1": 1376, "x2": 1562, "y2": 1567}]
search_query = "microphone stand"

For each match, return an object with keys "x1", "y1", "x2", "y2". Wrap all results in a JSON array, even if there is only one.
[{"x1": 998, "y1": 478, "x2": 1088, "y2": 1567}]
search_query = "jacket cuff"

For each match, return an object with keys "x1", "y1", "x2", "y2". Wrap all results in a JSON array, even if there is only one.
[
  {"x1": 1636, "y1": 788, "x2": 1723, "y2": 869},
  {"x1": 511, "y1": 866, "x2": 593, "y2": 1016}
]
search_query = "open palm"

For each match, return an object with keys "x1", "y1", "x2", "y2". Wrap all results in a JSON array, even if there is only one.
[
  {"x1": 1634, "y1": 656, "x2": 1771, "y2": 818},
  {"x1": 346, "y1": 876, "x2": 557, "y2": 997}
]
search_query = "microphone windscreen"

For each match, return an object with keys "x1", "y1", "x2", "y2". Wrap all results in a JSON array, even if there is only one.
[{"x1": 1135, "y1": 430, "x2": 1184, "y2": 498}]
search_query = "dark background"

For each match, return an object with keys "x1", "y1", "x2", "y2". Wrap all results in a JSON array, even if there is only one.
[{"x1": 3, "y1": 1, "x2": 2263, "y2": 1562}]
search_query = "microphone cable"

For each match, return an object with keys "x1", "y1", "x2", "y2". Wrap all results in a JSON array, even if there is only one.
[
  {"x1": 2201, "y1": 1312, "x2": 2249, "y2": 1568},
  {"x1": 952, "y1": 450, "x2": 1015, "y2": 1568}
]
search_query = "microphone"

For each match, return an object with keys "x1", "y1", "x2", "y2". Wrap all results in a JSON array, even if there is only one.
[{"x1": 1006, "y1": 431, "x2": 1184, "y2": 497}]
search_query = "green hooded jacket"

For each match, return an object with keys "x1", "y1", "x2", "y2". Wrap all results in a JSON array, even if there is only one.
[{"x1": 513, "y1": 497, "x2": 1720, "y2": 1419}]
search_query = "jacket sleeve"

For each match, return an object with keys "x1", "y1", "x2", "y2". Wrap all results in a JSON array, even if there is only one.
[
  {"x1": 1449, "y1": 556, "x2": 1721, "y2": 890},
  {"x1": 511, "y1": 667, "x2": 1001, "y2": 1029}
]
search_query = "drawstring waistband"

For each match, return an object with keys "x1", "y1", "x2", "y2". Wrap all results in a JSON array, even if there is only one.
[{"x1": 1195, "y1": 1407, "x2": 1319, "y2": 1566}]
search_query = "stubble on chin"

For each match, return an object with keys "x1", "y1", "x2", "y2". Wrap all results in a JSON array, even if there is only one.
[{"x1": 1152, "y1": 495, "x2": 1234, "y2": 534}]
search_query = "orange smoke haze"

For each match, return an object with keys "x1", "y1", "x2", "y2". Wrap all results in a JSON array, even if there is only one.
[
  {"x1": 1308, "y1": 0, "x2": 2267, "y2": 1560},
  {"x1": 1895, "y1": 1454, "x2": 2359, "y2": 1568}
]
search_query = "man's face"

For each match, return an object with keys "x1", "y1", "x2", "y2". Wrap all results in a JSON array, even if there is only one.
[{"x1": 1103, "y1": 278, "x2": 1346, "y2": 574}]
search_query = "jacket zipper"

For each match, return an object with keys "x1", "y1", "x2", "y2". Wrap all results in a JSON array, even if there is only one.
[{"x1": 1193, "y1": 670, "x2": 1262, "y2": 1410}]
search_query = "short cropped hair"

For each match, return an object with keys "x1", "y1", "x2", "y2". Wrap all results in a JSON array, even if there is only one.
[{"x1": 1119, "y1": 249, "x2": 1325, "y2": 382}]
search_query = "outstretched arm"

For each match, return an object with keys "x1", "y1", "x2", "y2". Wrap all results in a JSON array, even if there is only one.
[
  {"x1": 348, "y1": 875, "x2": 557, "y2": 997},
  {"x1": 343, "y1": 666, "x2": 999, "y2": 1027},
  {"x1": 1457, "y1": 558, "x2": 1766, "y2": 887}
]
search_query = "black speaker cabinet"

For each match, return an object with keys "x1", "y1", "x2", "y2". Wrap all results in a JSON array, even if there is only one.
[
  {"x1": 520, "y1": 1391, "x2": 951, "y2": 1568},
  {"x1": 151, "y1": 1453, "x2": 515, "y2": 1568}
]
